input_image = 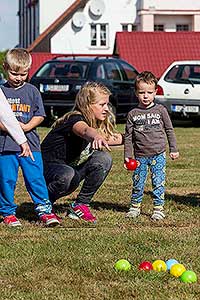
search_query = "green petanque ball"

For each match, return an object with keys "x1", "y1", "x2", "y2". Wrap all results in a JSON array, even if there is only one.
[
  {"x1": 114, "y1": 259, "x2": 131, "y2": 271},
  {"x1": 180, "y1": 270, "x2": 197, "y2": 283}
]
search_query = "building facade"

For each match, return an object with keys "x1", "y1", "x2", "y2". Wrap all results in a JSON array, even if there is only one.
[{"x1": 18, "y1": 0, "x2": 200, "y2": 53}]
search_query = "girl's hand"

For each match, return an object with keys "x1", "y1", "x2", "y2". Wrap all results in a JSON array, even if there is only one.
[
  {"x1": 170, "y1": 152, "x2": 179, "y2": 160},
  {"x1": 92, "y1": 134, "x2": 111, "y2": 151},
  {"x1": 19, "y1": 142, "x2": 35, "y2": 161}
]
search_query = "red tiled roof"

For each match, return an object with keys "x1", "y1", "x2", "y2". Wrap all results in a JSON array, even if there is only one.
[
  {"x1": 29, "y1": 52, "x2": 56, "y2": 78},
  {"x1": 115, "y1": 32, "x2": 200, "y2": 78}
]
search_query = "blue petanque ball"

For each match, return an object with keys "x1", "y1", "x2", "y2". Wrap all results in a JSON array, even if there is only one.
[{"x1": 166, "y1": 259, "x2": 179, "y2": 271}]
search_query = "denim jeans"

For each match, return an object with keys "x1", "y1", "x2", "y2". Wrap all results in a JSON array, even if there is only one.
[
  {"x1": 43, "y1": 150, "x2": 112, "y2": 204},
  {"x1": 131, "y1": 152, "x2": 166, "y2": 207}
]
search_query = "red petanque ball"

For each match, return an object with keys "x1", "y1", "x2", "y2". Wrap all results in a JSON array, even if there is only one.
[
  {"x1": 139, "y1": 261, "x2": 153, "y2": 271},
  {"x1": 125, "y1": 159, "x2": 137, "y2": 171}
]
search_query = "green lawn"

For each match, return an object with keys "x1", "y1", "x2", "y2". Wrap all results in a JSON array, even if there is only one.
[{"x1": 0, "y1": 124, "x2": 199, "y2": 300}]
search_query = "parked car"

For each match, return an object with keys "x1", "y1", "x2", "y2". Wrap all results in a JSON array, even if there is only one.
[
  {"x1": 155, "y1": 60, "x2": 200, "y2": 120},
  {"x1": 29, "y1": 56, "x2": 139, "y2": 123}
]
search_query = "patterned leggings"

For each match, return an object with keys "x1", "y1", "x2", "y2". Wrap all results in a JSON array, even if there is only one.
[{"x1": 131, "y1": 152, "x2": 166, "y2": 207}]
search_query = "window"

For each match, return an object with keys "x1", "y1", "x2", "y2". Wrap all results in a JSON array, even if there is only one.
[
  {"x1": 165, "y1": 64, "x2": 200, "y2": 84},
  {"x1": 90, "y1": 24, "x2": 108, "y2": 47},
  {"x1": 154, "y1": 24, "x2": 164, "y2": 31},
  {"x1": 122, "y1": 24, "x2": 137, "y2": 32},
  {"x1": 104, "y1": 62, "x2": 123, "y2": 81},
  {"x1": 176, "y1": 24, "x2": 189, "y2": 31},
  {"x1": 120, "y1": 61, "x2": 138, "y2": 81}
]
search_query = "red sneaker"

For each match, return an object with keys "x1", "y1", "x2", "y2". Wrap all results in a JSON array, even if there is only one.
[
  {"x1": 40, "y1": 213, "x2": 60, "y2": 226},
  {"x1": 68, "y1": 203, "x2": 97, "y2": 224},
  {"x1": 52, "y1": 209, "x2": 62, "y2": 222},
  {"x1": 3, "y1": 215, "x2": 22, "y2": 227}
]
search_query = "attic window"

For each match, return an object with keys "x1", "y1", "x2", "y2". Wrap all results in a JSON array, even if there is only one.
[
  {"x1": 154, "y1": 24, "x2": 164, "y2": 31},
  {"x1": 90, "y1": 23, "x2": 108, "y2": 47},
  {"x1": 121, "y1": 24, "x2": 137, "y2": 32},
  {"x1": 176, "y1": 24, "x2": 189, "y2": 31}
]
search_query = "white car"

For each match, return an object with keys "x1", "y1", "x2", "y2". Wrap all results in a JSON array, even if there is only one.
[{"x1": 155, "y1": 60, "x2": 200, "y2": 120}]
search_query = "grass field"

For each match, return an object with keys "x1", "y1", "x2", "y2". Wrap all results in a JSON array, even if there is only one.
[{"x1": 0, "y1": 123, "x2": 199, "y2": 300}]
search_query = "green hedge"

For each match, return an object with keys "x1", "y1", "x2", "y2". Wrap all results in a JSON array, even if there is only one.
[{"x1": 0, "y1": 51, "x2": 7, "y2": 78}]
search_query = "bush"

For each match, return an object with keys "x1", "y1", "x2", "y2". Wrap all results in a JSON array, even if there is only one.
[{"x1": 0, "y1": 50, "x2": 7, "y2": 77}]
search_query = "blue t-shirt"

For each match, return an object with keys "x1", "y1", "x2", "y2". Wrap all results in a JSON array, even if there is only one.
[{"x1": 0, "y1": 82, "x2": 46, "y2": 152}]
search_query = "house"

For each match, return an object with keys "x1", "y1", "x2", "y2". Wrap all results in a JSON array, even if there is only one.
[{"x1": 18, "y1": 0, "x2": 200, "y2": 77}]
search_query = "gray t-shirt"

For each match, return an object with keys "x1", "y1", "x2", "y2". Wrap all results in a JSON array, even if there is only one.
[{"x1": 124, "y1": 103, "x2": 178, "y2": 158}]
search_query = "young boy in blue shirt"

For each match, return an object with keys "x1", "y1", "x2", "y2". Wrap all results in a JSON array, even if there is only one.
[
  {"x1": 0, "y1": 48, "x2": 60, "y2": 227},
  {"x1": 0, "y1": 87, "x2": 32, "y2": 158}
]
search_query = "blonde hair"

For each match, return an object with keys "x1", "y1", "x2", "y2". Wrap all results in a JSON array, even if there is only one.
[
  {"x1": 53, "y1": 81, "x2": 116, "y2": 139},
  {"x1": 4, "y1": 48, "x2": 32, "y2": 72}
]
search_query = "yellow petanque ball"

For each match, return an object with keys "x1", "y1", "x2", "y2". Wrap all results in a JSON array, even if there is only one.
[
  {"x1": 170, "y1": 263, "x2": 186, "y2": 277},
  {"x1": 152, "y1": 260, "x2": 167, "y2": 272}
]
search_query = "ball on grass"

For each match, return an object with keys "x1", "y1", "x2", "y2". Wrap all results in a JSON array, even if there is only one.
[
  {"x1": 180, "y1": 270, "x2": 197, "y2": 283},
  {"x1": 166, "y1": 259, "x2": 179, "y2": 271},
  {"x1": 114, "y1": 259, "x2": 131, "y2": 271},
  {"x1": 170, "y1": 263, "x2": 186, "y2": 277},
  {"x1": 152, "y1": 260, "x2": 167, "y2": 272},
  {"x1": 139, "y1": 261, "x2": 153, "y2": 271}
]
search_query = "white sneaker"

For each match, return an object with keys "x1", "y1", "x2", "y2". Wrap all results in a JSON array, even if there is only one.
[
  {"x1": 126, "y1": 206, "x2": 141, "y2": 218},
  {"x1": 151, "y1": 208, "x2": 165, "y2": 220}
]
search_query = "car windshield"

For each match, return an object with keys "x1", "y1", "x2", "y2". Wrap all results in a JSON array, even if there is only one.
[
  {"x1": 164, "y1": 64, "x2": 200, "y2": 84},
  {"x1": 35, "y1": 62, "x2": 89, "y2": 79}
]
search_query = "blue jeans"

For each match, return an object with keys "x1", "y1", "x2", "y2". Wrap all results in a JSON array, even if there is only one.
[
  {"x1": 43, "y1": 150, "x2": 112, "y2": 204},
  {"x1": 0, "y1": 152, "x2": 52, "y2": 217},
  {"x1": 131, "y1": 152, "x2": 166, "y2": 207}
]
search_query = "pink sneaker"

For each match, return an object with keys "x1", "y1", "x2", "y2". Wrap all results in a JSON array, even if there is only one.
[
  {"x1": 68, "y1": 203, "x2": 97, "y2": 223},
  {"x1": 3, "y1": 215, "x2": 22, "y2": 227},
  {"x1": 40, "y1": 213, "x2": 60, "y2": 226},
  {"x1": 52, "y1": 209, "x2": 62, "y2": 222}
]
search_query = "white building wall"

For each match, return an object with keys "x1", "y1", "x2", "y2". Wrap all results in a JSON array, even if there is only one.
[
  {"x1": 51, "y1": 0, "x2": 137, "y2": 54},
  {"x1": 39, "y1": 0, "x2": 74, "y2": 33},
  {"x1": 19, "y1": 0, "x2": 200, "y2": 51},
  {"x1": 141, "y1": 0, "x2": 200, "y2": 10},
  {"x1": 193, "y1": 14, "x2": 200, "y2": 31},
  {"x1": 154, "y1": 15, "x2": 192, "y2": 32}
]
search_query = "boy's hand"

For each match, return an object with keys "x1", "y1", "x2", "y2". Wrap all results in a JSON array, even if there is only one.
[
  {"x1": 19, "y1": 122, "x2": 30, "y2": 132},
  {"x1": 19, "y1": 142, "x2": 35, "y2": 161},
  {"x1": 170, "y1": 152, "x2": 179, "y2": 160}
]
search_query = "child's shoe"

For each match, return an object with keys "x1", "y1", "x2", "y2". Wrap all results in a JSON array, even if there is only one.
[
  {"x1": 40, "y1": 213, "x2": 60, "y2": 226},
  {"x1": 3, "y1": 215, "x2": 22, "y2": 227},
  {"x1": 52, "y1": 208, "x2": 62, "y2": 222},
  {"x1": 151, "y1": 206, "x2": 165, "y2": 220},
  {"x1": 68, "y1": 202, "x2": 97, "y2": 224},
  {"x1": 126, "y1": 204, "x2": 141, "y2": 218}
]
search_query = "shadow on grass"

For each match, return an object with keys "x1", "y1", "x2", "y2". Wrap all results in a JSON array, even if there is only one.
[
  {"x1": 144, "y1": 191, "x2": 200, "y2": 208},
  {"x1": 165, "y1": 192, "x2": 200, "y2": 207},
  {"x1": 92, "y1": 191, "x2": 199, "y2": 212},
  {"x1": 16, "y1": 190, "x2": 199, "y2": 221},
  {"x1": 16, "y1": 201, "x2": 71, "y2": 221},
  {"x1": 16, "y1": 202, "x2": 37, "y2": 221}
]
